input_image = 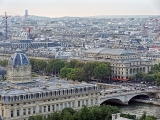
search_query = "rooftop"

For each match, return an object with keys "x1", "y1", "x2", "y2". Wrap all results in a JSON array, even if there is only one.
[
  {"x1": 85, "y1": 48, "x2": 135, "y2": 55},
  {"x1": 0, "y1": 78, "x2": 96, "y2": 96}
]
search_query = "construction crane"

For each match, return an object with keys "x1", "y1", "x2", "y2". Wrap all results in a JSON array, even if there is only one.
[
  {"x1": 2, "y1": 12, "x2": 10, "y2": 40},
  {"x1": 150, "y1": 18, "x2": 159, "y2": 34},
  {"x1": 23, "y1": 27, "x2": 33, "y2": 39}
]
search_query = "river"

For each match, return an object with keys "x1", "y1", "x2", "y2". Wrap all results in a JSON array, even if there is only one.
[{"x1": 118, "y1": 101, "x2": 160, "y2": 120}]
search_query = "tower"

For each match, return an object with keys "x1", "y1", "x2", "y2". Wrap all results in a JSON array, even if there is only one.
[
  {"x1": 7, "y1": 49, "x2": 31, "y2": 83},
  {"x1": 24, "y1": 10, "x2": 29, "y2": 24}
]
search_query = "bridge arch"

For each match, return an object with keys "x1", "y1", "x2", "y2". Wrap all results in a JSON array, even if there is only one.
[
  {"x1": 127, "y1": 94, "x2": 150, "y2": 102},
  {"x1": 101, "y1": 98, "x2": 124, "y2": 105}
]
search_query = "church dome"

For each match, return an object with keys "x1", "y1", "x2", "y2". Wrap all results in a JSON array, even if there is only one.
[{"x1": 8, "y1": 49, "x2": 30, "y2": 68}]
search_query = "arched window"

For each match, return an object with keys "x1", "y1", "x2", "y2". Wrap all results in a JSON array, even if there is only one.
[
  {"x1": 50, "y1": 92, "x2": 52, "y2": 96},
  {"x1": 26, "y1": 95, "x2": 28, "y2": 99},
  {"x1": 31, "y1": 94, "x2": 34, "y2": 99},
  {"x1": 75, "y1": 88, "x2": 78, "y2": 93},
  {"x1": 84, "y1": 87, "x2": 86, "y2": 92},
  {"x1": 36, "y1": 93, "x2": 39, "y2": 98},
  {"x1": 20, "y1": 95, "x2": 23, "y2": 100},
  {"x1": 80, "y1": 88, "x2": 82, "y2": 92}
]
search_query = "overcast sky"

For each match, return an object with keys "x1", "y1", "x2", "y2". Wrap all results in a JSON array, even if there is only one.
[{"x1": 0, "y1": 0, "x2": 160, "y2": 17}]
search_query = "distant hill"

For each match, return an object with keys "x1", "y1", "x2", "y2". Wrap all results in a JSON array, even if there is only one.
[
  {"x1": 28, "y1": 15, "x2": 51, "y2": 20},
  {"x1": 88, "y1": 15, "x2": 160, "y2": 18}
]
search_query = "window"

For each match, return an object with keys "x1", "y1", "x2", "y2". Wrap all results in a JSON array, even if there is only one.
[
  {"x1": 60, "y1": 104, "x2": 63, "y2": 110},
  {"x1": 78, "y1": 101, "x2": 80, "y2": 107},
  {"x1": 39, "y1": 106, "x2": 42, "y2": 113},
  {"x1": 33, "y1": 107, "x2": 36, "y2": 114},
  {"x1": 68, "y1": 102, "x2": 71, "y2": 108},
  {"x1": 23, "y1": 109, "x2": 26, "y2": 115},
  {"x1": 95, "y1": 98, "x2": 98, "y2": 104},
  {"x1": 2, "y1": 110, "x2": 3, "y2": 117},
  {"x1": 52, "y1": 105, "x2": 54, "y2": 111},
  {"x1": 48, "y1": 105, "x2": 50, "y2": 112},
  {"x1": 91, "y1": 99, "x2": 93, "y2": 105},
  {"x1": 86, "y1": 100, "x2": 88, "y2": 106},
  {"x1": 72, "y1": 102, "x2": 74, "y2": 108},
  {"x1": 64, "y1": 103, "x2": 67, "y2": 108},
  {"x1": 28, "y1": 108, "x2": 31, "y2": 115},
  {"x1": 82, "y1": 100, "x2": 84, "y2": 106},
  {"x1": 44, "y1": 106, "x2": 46, "y2": 112},
  {"x1": 56, "y1": 104, "x2": 59, "y2": 111},
  {"x1": 11, "y1": 110, "x2": 13, "y2": 117},
  {"x1": 17, "y1": 110, "x2": 20, "y2": 116}
]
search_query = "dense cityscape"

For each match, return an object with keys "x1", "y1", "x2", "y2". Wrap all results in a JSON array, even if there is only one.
[{"x1": 0, "y1": 0, "x2": 160, "y2": 120}]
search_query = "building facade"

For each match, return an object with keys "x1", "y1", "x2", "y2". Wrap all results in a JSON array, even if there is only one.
[
  {"x1": 70, "y1": 48, "x2": 152, "y2": 81},
  {"x1": 0, "y1": 50, "x2": 100, "y2": 120}
]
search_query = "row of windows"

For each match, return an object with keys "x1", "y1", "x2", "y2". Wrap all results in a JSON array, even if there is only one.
[
  {"x1": 86, "y1": 54, "x2": 137, "y2": 59},
  {"x1": 9, "y1": 98, "x2": 98, "y2": 118},
  {"x1": 2, "y1": 86, "x2": 98, "y2": 102}
]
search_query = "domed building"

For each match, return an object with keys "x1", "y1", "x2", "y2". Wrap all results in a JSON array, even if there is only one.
[
  {"x1": 0, "y1": 49, "x2": 99, "y2": 120},
  {"x1": 7, "y1": 49, "x2": 31, "y2": 82}
]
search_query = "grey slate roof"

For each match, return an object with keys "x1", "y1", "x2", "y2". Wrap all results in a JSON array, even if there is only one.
[
  {"x1": 85, "y1": 48, "x2": 135, "y2": 55},
  {"x1": 8, "y1": 49, "x2": 30, "y2": 68}
]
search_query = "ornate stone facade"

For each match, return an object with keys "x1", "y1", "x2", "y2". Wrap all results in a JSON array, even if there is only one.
[
  {"x1": 0, "y1": 50, "x2": 100, "y2": 120},
  {"x1": 7, "y1": 49, "x2": 31, "y2": 83}
]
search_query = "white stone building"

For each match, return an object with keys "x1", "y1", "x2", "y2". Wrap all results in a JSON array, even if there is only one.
[
  {"x1": 0, "y1": 49, "x2": 100, "y2": 120},
  {"x1": 70, "y1": 48, "x2": 152, "y2": 81}
]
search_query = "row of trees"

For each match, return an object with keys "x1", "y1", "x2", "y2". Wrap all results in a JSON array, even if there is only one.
[
  {"x1": 30, "y1": 59, "x2": 111, "y2": 82},
  {"x1": 28, "y1": 105, "x2": 120, "y2": 120},
  {"x1": 129, "y1": 63, "x2": 160, "y2": 86},
  {"x1": 28, "y1": 105, "x2": 157, "y2": 120}
]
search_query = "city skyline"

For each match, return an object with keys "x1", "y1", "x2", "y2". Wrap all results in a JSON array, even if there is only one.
[{"x1": 0, "y1": 0, "x2": 160, "y2": 17}]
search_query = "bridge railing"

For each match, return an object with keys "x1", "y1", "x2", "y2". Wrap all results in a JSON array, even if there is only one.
[{"x1": 100, "y1": 89, "x2": 159, "y2": 98}]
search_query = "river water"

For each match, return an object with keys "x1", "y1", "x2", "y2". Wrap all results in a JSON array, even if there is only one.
[{"x1": 118, "y1": 101, "x2": 160, "y2": 120}]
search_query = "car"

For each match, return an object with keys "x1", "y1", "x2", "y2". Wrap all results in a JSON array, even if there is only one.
[
  {"x1": 148, "y1": 86, "x2": 153, "y2": 89},
  {"x1": 141, "y1": 88, "x2": 145, "y2": 91}
]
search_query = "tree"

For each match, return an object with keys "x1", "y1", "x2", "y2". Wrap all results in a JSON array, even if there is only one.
[
  {"x1": 61, "y1": 108, "x2": 76, "y2": 120},
  {"x1": 28, "y1": 115, "x2": 44, "y2": 120},
  {"x1": 83, "y1": 62, "x2": 98, "y2": 81},
  {"x1": 62, "y1": 111, "x2": 73, "y2": 120},
  {"x1": 66, "y1": 68, "x2": 76, "y2": 80},
  {"x1": 52, "y1": 59, "x2": 65, "y2": 75},
  {"x1": 48, "y1": 112, "x2": 61, "y2": 120},
  {"x1": 60, "y1": 67, "x2": 71, "y2": 79},
  {"x1": 90, "y1": 106, "x2": 102, "y2": 120},
  {"x1": 66, "y1": 60, "x2": 79, "y2": 68},
  {"x1": 129, "y1": 75, "x2": 136, "y2": 81},
  {"x1": 144, "y1": 74, "x2": 156, "y2": 82},
  {"x1": 94, "y1": 63, "x2": 110, "y2": 82},
  {"x1": 78, "y1": 106, "x2": 94, "y2": 120},
  {"x1": 156, "y1": 72, "x2": 160, "y2": 87},
  {"x1": 136, "y1": 71, "x2": 145, "y2": 81},
  {"x1": 73, "y1": 68, "x2": 86, "y2": 82}
]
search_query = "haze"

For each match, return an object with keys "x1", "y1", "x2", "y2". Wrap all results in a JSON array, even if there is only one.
[{"x1": 0, "y1": 0, "x2": 159, "y2": 17}]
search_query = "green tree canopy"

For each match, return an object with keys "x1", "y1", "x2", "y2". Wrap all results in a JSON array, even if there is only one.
[{"x1": 94, "y1": 63, "x2": 110, "y2": 82}]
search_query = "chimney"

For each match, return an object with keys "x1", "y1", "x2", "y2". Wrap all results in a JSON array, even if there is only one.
[
  {"x1": 112, "y1": 114, "x2": 116, "y2": 120},
  {"x1": 117, "y1": 113, "x2": 120, "y2": 118}
]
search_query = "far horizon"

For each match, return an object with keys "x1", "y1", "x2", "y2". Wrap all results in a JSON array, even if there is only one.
[{"x1": 0, "y1": 0, "x2": 160, "y2": 17}]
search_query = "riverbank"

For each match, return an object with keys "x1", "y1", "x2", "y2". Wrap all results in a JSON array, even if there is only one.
[
  {"x1": 132, "y1": 98, "x2": 160, "y2": 106},
  {"x1": 119, "y1": 101, "x2": 160, "y2": 120}
]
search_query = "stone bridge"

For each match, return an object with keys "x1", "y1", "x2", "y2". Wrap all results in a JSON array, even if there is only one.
[{"x1": 100, "y1": 90, "x2": 158, "y2": 105}]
